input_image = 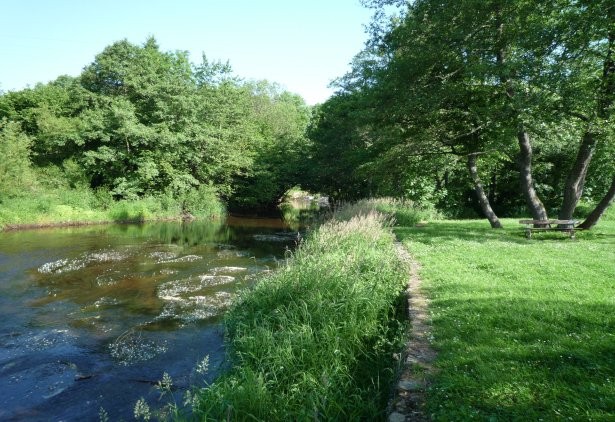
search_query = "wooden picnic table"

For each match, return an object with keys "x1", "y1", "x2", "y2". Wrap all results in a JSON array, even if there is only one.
[{"x1": 518, "y1": 219, "x2": 578, "y2": 239}]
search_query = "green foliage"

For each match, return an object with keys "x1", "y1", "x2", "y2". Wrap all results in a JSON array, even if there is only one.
[
  {"x1": 230, "y1": 82, "x2": 312, "y2": 209},
  {"x1": 0, "y1": 36, "x2": 313, "y2": 226},
  {"x1": 373, "y1": 198, "x2": 441, "y2": 226},
  {"x1": 0, "y1": 120, "x2": 34, "y2": 196},
  {"x1": 309, "y1": 0, "x2": 615, "y2": 222},
  {"x1": 396, "y1": 219, "x2": 615, "y2": 420},
  {"x1": 0, "y1": 188, "x2": 223, "y2": 230},
  {"x1": 193, "y1": 209, "x2": 407, "y2": 420},
  {"x1": 178, "y1": 184, "x2": 226, "y2": 218}
]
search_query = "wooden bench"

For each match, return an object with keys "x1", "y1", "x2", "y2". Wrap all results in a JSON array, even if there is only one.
[{"x1": 518, "y1": 220, "x2": 578, "y2": 239}]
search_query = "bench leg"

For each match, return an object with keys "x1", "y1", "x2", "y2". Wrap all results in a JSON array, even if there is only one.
[{"x1": 525, "y1": 229, "x2": 532, "y2": 239}]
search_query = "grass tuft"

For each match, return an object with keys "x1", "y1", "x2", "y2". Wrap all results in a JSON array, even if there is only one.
[{"x1": 332, "y1": 198, "x2": 440, "y2": 226}]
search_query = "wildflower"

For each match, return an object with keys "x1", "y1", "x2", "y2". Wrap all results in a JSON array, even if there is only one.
[
  {"x1": 196, "y1": 355, "x2": 210, "y2": 375},
  {"x1": 134, "y1": 398, "x2": 151, "y2": 421},
  {"x1": 157, "y1": 372, "x2": 173, "y2": 392}
]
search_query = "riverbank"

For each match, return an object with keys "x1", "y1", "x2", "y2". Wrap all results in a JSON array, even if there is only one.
[
  {"x1": 169, "y1": 203, "x2": 615, "y2": 421},
  {"x1": 189, "y1": 203, "x2": 409, "y2": 420},
  {"x1": 0, "y1": 191, "x2": 226, "y2": 232}
]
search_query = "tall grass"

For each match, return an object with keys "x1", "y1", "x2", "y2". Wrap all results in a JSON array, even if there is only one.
[
  {"x1": 332, "y1": 197, "x2": 440, "y2": 226},
  {"x1": 0, "y1": 187, "x2": 225, "y2": 230},
  {"x1": 192, "y1": 208, "x2": 408, "y2": 420}
]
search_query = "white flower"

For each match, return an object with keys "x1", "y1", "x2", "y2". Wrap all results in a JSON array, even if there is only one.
[{"x1": 134, "y1": 398, "x2": 151, "y2": 421}]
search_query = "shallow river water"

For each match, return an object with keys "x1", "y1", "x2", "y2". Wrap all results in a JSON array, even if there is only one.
[{"x1": 0, "y1": 217, "x2": 297, "y2": 421}]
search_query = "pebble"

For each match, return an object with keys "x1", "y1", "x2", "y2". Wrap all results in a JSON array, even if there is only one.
[
  {"x1": 388, "y1": 412, "x2": 406, "y2": 422},
  {"x1": 398, "y1": 380, "x2": 422, "y2": 391}
]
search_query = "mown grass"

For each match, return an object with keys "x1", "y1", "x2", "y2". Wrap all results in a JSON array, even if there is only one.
[
  {"x1": 192, "y1": 209, "x2": 408, "y2": 420},
  {"x1": 395, "y1": 214, "x2": 615, "y2": 420}
]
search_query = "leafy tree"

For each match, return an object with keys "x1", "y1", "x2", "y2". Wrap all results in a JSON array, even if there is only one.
[
  {"x1": 231, "y1": 82, "x2": 311, "y2": 209},
  {"x1": 309, "y1": 0, "x2": 614, "y2": 228},
  {"x1": 0, "y1": 120, "x2": 34, "y2": 196}
]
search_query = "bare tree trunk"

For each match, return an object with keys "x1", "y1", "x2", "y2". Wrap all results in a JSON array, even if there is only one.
[
  {"x1": 517, "y1": 130, "x2": 549, "y2": 220},
  {"x1": 578, "y1": 176, "x2": 615, "y2": 230},
  {"x1": 467, "y1": 153, "x2": 502, "y2": 228},
  {"x1": 559, "y1": 131, "x2": 597, "y2": 220}
]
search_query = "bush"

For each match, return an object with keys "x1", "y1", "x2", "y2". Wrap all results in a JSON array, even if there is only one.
[
  {"x1": 0, "y1": 186, "x2": 224, "y2": 230},
  {"x1": 179, "y1": 185, "x2": 225, "y2": 219}
]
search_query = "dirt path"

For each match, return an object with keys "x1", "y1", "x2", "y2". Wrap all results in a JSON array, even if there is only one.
[{"x1": 388, "y1": 242, "x2": 437, "y2": 422}]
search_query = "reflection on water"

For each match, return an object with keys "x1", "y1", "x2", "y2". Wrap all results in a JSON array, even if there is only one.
[
  {"x1": 280, "y1": 198, "x2": 328, "y2": 231},
  {"x1": 0, "y1": 219, "x2": 295, "y2": 421}
]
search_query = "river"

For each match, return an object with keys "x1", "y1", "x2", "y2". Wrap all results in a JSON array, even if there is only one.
[{"x1": 0, "y1": 217, "x2": 298, "y2": 421}]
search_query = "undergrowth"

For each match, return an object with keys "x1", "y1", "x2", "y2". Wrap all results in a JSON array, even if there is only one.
[
  {"x1": 332, "y1": 197, "x2": 440, "y2": 227},
  {"x1": 0, "y1": 186, "x2": 225, "y2": 230}
]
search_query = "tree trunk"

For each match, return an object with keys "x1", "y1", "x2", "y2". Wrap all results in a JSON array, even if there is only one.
[
  {"x1": 560, "y1": 23, "x2": 614, "y2": 220},
  {"x1": 495, "y1": 13, "x2": 548, "y2": 222},
  {"x1": 517, "y1": 129, "x2": 549, "y2": 220},
  {"x1": 467, "y1": 153, "x2": 503, "y2": 228},
  {"x1": 578, "y1": 176, "x2": 615, "y2": 230},
  {"x1": 558, "y1": 131, "x2": 597, "y2": 220}
]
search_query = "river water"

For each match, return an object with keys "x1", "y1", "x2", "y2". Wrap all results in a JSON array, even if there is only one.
[{"x1": 0, "y1": 217, "x2": 297, "y2": 421}]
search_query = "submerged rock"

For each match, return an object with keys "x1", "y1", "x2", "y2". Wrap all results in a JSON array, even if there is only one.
[
  {"x1": 38, "y1": 250, "x2": 130, "y2": 275},
  {"x1": 157, "y1": 275, "x2": 236, "y2": 301},
  {"x1": 210, "y1": 266, "x2": 247, "y2": 274},
  {"x1": 109, "y1": 330, "x2": 167, "y2": 365},
  {"x1": 157, "y1": 254, "x2": 202, "y2": 264},
  {"x1": 253, "y1": 232, "x2": 300, "y2": 242}
]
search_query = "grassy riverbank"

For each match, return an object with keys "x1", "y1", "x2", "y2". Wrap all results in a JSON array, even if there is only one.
[
  {"x1": 396, "y1": 215, "x2": 615, "y2": 420},
  {"x1": 0, "y1": 188, "x2": 225, "y2": 230},
  {"x1": 191, "y1": 207, "x2": 408, "y2": 420}
]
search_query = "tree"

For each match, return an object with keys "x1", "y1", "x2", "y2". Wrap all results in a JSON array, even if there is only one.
[
  {"x1": 0, "y1": 120, "x2": 34, "y2": 196},
  {"x1": 309, "y1": 0, "x2": 614, "y2": 228},
  {"x1": 536, "y1": 0, "x2": 613, "y2": 223}
]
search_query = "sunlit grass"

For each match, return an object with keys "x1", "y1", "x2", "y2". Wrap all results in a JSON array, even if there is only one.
[
  {"x1": 396, "y1": 216, "x2": 615, "y2": 420},
  {"x1": 0, "y1": 189, "x2": 225, "y2": 230},
  {"x1": 192, "y1": 209, "x2": 408, "y2": 420}
]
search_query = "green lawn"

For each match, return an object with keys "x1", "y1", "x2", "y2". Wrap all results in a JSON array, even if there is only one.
[{"x1": 396, "y1": 218, "x2": 615, "y2": 420}]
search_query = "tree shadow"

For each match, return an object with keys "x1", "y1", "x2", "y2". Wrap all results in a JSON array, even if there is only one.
[
  {"x1": 424, "y1": 296, "x2": 615, "y2": 419},
  {"x1": 394, "y1": 220, "x2": 615, "y2": 246}
]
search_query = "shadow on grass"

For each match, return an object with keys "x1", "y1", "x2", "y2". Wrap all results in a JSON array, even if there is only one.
[
  {"x1": 426, "y1": 295, "x2": 615, "y2": 419},
  {"x1": 394, "y1": 220, "x2": 615, "y2": 246}
]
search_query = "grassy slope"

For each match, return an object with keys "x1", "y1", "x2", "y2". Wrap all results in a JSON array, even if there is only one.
[
  {"x1": 396, "y1": 218, "x2": 615, "y2": 420},
  {"x1": 0, "y1": 191, "x2": 225, "y2": 230}
]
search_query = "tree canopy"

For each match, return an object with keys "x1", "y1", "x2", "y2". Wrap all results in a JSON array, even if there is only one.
[
  {"x1": 308, "y1": 0, "x2": 614, "y2": 227},
  {"x1": 2, "y1": 6, "x2": 613, "y2": 227},
  {"x1": 0, "y1": 38, "x2": 310, "y2": 211}
]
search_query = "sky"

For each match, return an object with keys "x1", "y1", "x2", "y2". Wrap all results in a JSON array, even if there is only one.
[{"x1": 0, "y1": 0, "x2": 375, "y2": 105}]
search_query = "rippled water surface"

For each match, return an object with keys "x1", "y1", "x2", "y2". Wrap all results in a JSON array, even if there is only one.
[{"x1": 0, "y1": 218, "x2": 297, "y2": 421}]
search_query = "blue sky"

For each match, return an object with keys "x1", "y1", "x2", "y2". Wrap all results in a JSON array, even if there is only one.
[{"x1": 0, "y1": 0, "x2": 374, "y2": 104}]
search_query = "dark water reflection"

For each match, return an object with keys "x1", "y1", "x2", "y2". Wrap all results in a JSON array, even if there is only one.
[{"x1": 0, "y1": 218, "x2": 296, "y2": 421}]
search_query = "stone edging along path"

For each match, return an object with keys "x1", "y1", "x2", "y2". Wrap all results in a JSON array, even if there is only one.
[{"x1": 388, "y1": 242, "x2": 437, "y2": 422}]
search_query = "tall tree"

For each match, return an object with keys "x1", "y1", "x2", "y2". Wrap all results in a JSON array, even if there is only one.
[{"x1": 556, "y1": 0, "x2": 615, "y2": 221}]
